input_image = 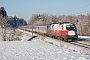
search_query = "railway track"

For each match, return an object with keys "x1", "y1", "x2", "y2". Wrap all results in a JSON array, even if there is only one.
[
  {"x1": 70, "y1": 41, "x2": 90, "y2": 49},
  {"x1": 19, "y1": 27, "x2": 90, "y2": 50}
]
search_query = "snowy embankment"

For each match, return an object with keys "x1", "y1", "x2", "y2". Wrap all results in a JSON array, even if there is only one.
[{"x1": 0, "y1": 29, "x2": 90, "y2": 60}]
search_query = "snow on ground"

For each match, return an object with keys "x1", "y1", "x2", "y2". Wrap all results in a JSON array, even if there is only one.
[
  {"x1": 0, "y1": 29, "x2": 90, "y2": 60},
  {"x1": 0, "y1": 40, "x2": 90, "y2": 60}
]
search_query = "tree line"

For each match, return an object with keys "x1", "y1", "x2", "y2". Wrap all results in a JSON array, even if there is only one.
[{"x1": 30, "y1": 13, "x2": 90, "y2": 36}]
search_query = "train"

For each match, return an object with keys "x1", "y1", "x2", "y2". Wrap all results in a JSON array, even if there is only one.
[
  {"x1": 20, "y1": 22, "x2": 78, "y2": 41},
  {"x1": 46, "y1": 22, "x2": 78, "y2": 41}
]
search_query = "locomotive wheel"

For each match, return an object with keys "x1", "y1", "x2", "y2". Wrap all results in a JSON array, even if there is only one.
[
  {"x1": 57, "y1": 36, "x2": 60, "y2": 40},
  {"x1": 60, "y1": 37, "x2": 64, "y2": 41},
  {"x1": 67, "y1": 39, "x2": 73, "y2": 42},
  {"x1": 64, "y1": 38, "x2": 67, "y2": 41}
]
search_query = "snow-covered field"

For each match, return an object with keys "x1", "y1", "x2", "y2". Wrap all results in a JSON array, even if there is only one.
[{"x1": 0, "y1": 29, "x2": 90, "y2": 60}]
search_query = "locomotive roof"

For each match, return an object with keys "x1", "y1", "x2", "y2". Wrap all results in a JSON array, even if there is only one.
[
  {"x1": 59, "y1": 22, "x2": 70, "y2": 24},
  {"x1": 51, "y1": 22, "x2": 71, "y2": 24}
]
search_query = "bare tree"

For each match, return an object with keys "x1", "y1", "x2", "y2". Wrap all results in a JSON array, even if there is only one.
[
  {"x1": 0, "y1": 16, "x2": 8, "y2": 41},
  {"x1": 0, "y1": 6, "x2": 8, "y2": 41},
  {"x1": 0, "y1": 6, "x2": 22, "y2": 41}
]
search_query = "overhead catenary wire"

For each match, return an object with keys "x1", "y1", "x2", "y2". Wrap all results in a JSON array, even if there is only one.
[
  {"x1": 71, "y1": 10, "x2": 90, "y2": 15},
  {"x1": 62, "y1": 4, "x2": 90, "y2": 15}
]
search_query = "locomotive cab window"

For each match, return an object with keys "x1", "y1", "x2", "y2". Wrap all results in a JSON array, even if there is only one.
[{"x1": 66, "y1": 25, "x2": 75, "y2": 31}]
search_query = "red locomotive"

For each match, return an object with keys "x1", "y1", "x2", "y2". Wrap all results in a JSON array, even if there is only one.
[{"x1": 47, "y1": 22, "x2": 78, "y2": 41}]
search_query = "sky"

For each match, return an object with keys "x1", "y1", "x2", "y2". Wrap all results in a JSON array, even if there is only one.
[{"x1": 0, "y1": 0, "x2": 90, "y2": 22}]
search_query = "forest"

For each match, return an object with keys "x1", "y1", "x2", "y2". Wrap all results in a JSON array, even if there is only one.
[
  {"x1": 30, "y1": 13, "x2": 90, "y2": 36},
  {"x1": 7, "y1": 16, "x2": 27, "y2": 28},
  {"x1": 0, "y1": 6, "x2": 27, "y2": 28}
]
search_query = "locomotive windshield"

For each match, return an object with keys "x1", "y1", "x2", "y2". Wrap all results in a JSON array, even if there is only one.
[{"x1": 66, "y1": 25, "x2": 76, "y2": 31}]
